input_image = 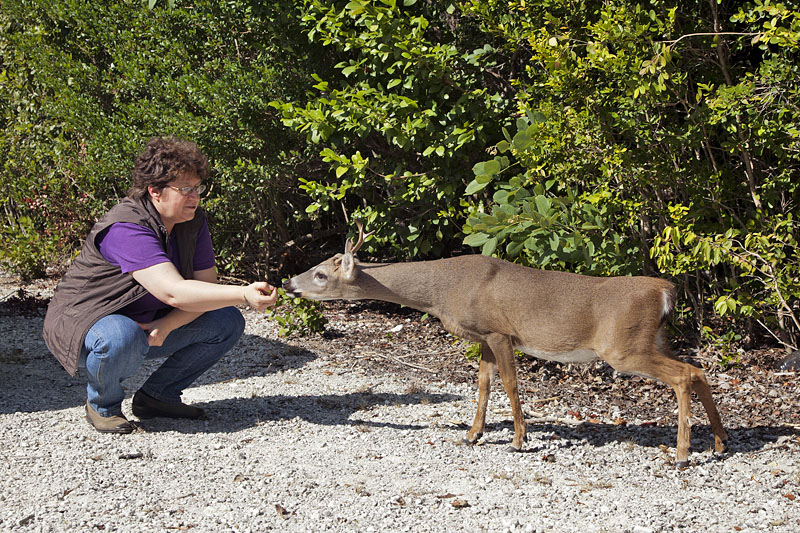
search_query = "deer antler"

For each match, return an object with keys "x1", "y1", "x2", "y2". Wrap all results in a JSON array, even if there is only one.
[{"x1": 345, "y1": 221, "x2": 374, "y2": 255}]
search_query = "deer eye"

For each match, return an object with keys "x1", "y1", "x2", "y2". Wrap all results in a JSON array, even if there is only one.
[{"x1": 314, "y1": 271, "x2": 327, "y2": 282}]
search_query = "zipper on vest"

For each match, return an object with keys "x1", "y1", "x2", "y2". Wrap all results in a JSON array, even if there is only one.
[{"x1": 158, "y1": 224, "x2": 170, "y2": 253}]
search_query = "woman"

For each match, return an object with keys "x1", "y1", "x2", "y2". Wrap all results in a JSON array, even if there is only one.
[{"x1": 43, "y1": 136, "x2": 278, "y2": 434}]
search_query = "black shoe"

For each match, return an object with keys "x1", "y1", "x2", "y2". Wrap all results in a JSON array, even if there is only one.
[
  {"x1": 132, "y1": 390, "x2": 205, "y2": 420},
  {"x1": 85, "y1": 400, "x2": 135, "y2": 434}
]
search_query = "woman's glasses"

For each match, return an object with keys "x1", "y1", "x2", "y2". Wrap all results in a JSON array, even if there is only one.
[{"x1": 166, "y1": 184, "x2": 207, "y2": 196}]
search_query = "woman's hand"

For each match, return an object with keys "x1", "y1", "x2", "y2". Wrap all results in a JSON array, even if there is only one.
[
  {"x1": 137, "y1": 320, "x2": 172, "y2": 347},
  {"x1": 243, "y1": 282, "x2": 279, "y2": 311}
]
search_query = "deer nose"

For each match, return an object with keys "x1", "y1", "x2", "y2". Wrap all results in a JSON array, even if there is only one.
[{"x1": 282, "y1": 279, "x2": 299, "y2": 296}]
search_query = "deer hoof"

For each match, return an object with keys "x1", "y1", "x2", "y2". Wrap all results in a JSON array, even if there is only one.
[
  {"x1": 463, "y1": 432, "x2": 482, "y2": 445},
  {"x1": 674, "y1": 460, "x2": 690, "y2": 469},
  {"x1": 505, "y1": 444, "x2": 523, "y2": 453},
  {"x1": 715, "y1": 439, "x2": 729, "y2": 455}
]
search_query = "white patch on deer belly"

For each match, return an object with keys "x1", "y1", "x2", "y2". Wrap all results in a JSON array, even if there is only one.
[{"x1": 515, "y1": 346, "x2": 599, "y2": 364}]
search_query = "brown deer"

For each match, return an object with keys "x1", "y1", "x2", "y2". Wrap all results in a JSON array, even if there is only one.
[{"x1": 282, "y1": 223, "x2": 728, "y2": 467}]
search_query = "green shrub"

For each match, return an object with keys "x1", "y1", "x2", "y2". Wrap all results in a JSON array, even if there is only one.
[
  {"x1": 460, "y1": 0, "x2": 800, "y2": 350},
  {"x1": 268, "y1": 289, "x2": 328, "y2": 337}
]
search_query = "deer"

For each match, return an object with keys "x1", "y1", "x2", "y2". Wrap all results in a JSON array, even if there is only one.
[{"x1": 282, "y1": 223, "x2": 729, "y2": 467}]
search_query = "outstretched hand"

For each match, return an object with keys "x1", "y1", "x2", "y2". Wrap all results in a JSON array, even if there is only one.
[{"x1": 244, "y1": 282, "x2": 278, "y2": 311}]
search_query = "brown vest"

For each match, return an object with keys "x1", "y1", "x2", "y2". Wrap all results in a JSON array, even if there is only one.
[{"x1": 43, "y1": 197, "x2": 205, "y2": 375}]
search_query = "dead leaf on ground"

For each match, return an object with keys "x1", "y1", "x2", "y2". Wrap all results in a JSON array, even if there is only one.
[{"x1": 275, "y1": 504, "x2": 293, "y2": 518}]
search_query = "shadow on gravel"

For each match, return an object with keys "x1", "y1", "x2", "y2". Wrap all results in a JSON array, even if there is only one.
[
  {"x1": 191, "y1": 334, "x2": 318, "y2": 386},
  {"x1": 0, "y1": 350, "x2": 83, "y2": 415},
  {"x1": 137, "y1": 390, "x2": 461, "y2": 435},
  {"x1": 461, "y1": 419, "x2": 800, "y2": 460},
  {"x1": 0, "y1": 333, "x2": 315, "y2": 415}
]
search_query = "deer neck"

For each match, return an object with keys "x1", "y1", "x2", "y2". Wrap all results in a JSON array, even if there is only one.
[{"x1": 352, "y1": 261, "x2": 445, "y2": 315}]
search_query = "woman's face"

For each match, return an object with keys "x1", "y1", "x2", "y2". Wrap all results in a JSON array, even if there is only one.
[{"x1": 148, "y1": 171, "x2": 204, "y2": 230}]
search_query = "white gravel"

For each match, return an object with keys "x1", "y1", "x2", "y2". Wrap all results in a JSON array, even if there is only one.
[{"x1": 1, "y1": 291, "x2": 799, "y2": 532}]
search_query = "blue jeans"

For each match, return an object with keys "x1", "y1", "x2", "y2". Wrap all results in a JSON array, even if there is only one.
[{"x1": 82, "y1": 307, "x2": 245, "y2": 417}]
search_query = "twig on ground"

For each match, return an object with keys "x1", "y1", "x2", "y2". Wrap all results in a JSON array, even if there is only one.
[
  {"x1": 532, "y1": 396, "x2": 559, "y2": 404},
  {"x1": 355, "y1": 351, "x2": 436, "y2": 372}
]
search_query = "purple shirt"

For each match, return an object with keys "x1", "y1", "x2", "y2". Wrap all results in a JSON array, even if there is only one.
[{"x1": 97, "y1": 219, "x2": 215, "y2": 323}]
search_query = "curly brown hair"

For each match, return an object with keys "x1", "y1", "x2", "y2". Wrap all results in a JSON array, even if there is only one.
[{"x1": 127, "y1": 137, "x2": 210, "y2": 200}]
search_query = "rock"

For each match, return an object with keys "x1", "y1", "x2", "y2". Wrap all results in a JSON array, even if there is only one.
[{"x1": 776, "y1": 350, "x2": 800, "y2": 371}]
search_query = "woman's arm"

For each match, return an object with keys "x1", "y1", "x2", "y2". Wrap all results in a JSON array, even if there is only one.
[
  {"x1": 136, "y1": 266, "x2": 215, "y2": 345},
  {"x1": 132, "y1": 262, "x2": 277, "y2": 312},
  {"x1": 135, "y1": 266, "x2": 268, "y2": 346}
]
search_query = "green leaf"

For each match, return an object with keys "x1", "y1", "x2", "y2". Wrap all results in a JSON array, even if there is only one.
[
  {"x1": 463, "y1": 232, "x2": 490, "y2": 247},
  {"x1": 493, "y1": 190, "x2": 509, "y2": 204},
  {"x1": 512, "y1": 130, "x2": 532, "y2": 151},
  {"x1": 482, "y1": 237, "x2": 498, "y2": 256},
  {"x1": 465, "y1": 179, "x2": 489, "y2": 195},
  {"x1": 345, "y1": 1, "x2": 366, "y2": 14},
  {"x1": 507, "y1": 240, "x2": 524, "y2": 257},
  {"x1": 484, "y1": 159, "x2": 501, "y2": 175},
  {"x1": 534, "y1": 195, "x2": 550, "y2": 215}
]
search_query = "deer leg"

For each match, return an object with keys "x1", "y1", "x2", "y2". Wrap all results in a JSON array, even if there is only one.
[
  {"x1": 465, "y1": 343, "x2": 495, "y2": 445},
  {"x1": 642, "y1": 358, "x2": 693, "y2": 467},
  {"x1": 485, "y1": 334, "x2": 527, "y2": 452},
  {"x1": 610, "y1": 351, "x2": 698, "y2": 467},
  {"x1": 690, "y1": 368, "x2": 729, "y2": 454},
  {"x1": 646, "y1": 359, "x2": 728, "y2": 466},
  {"x1": 673, "y1": 373, "x2": 692, "y2": 468}
]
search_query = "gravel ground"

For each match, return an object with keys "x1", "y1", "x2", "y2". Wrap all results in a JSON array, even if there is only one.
[{"x1": 1, "y1": 277, "x2": 799, "y2": 533}]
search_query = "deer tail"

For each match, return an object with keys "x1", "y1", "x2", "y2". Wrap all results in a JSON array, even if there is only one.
[{"x1": 660, "y1": 285, "x2": 677, "y2": 326}]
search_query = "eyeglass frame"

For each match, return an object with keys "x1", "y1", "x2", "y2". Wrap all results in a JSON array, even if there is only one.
[{"x1": 165, "y1": 183, "x2": 207, "y2": 196}]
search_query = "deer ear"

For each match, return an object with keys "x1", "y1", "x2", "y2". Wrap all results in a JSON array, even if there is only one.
[{"x1": 341, "y1": 252, "x2": 357, "y2": 281}]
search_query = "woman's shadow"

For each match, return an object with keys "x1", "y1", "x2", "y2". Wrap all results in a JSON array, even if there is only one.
[
  {"x1": 0, "y1": 326, "x2": 321, "y2": 414},
  {"x1": 0, "y1": 327, "x2": 458, "y2": 437}
]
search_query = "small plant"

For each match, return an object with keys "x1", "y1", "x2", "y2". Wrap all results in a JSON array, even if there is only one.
[
  {"x1": 701, "y1": 326, "x2": 743, "y2": 368},
  {"x1": 464, "y1": 341, "x2": 482, "y2": 361},
  {"x1": 463, "y1": 341, "x2": 526, "y2": 362},
  {"x1": 0, "y1": 217, "x2": 54, "y2": 281},
  {"x1": 268, "y1": 288, "x2": 328, "y2": 337}
]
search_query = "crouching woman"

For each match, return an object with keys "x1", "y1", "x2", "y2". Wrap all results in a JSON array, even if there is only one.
[{"x1": 43, "y1": 136, "x2": 277, "y2": 434}]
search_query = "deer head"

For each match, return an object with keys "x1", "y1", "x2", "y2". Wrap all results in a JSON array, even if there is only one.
[{"x1": 283, "y1": 222, "x2": 374, "y2": 299}]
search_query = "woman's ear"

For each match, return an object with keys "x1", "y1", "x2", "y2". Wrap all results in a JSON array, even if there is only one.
[{"x1": 148, "y1": 186, "x2": 161, "y2": 200}]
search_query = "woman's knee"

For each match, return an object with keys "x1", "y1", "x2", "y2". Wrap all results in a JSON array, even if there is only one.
[
  {"x1": 86, "y1": 314, "x2": 149, "y2": 358},
  {"x1": 84, "y1": 314, "x2": 148, "y2": 377},
  {"x1": 211, "y1": 306, "x2": 245, "y2": 341}
]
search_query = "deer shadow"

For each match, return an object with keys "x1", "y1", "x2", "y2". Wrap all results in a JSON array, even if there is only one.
[{"x1": 469, "y1": 419, "x2": 799, "y2": 460}]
